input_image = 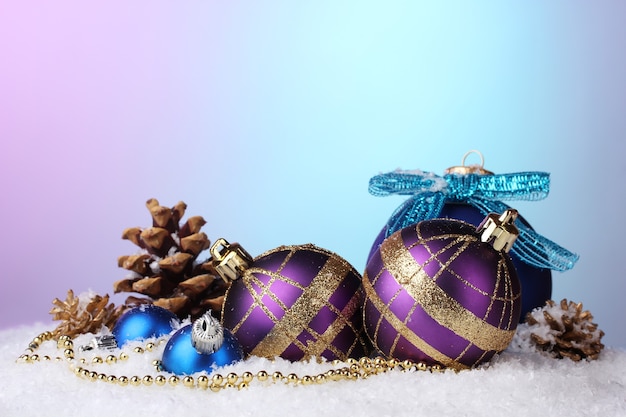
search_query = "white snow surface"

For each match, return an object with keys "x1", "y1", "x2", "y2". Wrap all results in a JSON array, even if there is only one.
[{"x1": 1, "y1": 323, "x2": 625, "y2": 417}]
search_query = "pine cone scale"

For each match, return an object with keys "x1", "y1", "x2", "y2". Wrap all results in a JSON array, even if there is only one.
[
  {"x1": 180, "y1": 232, "x2": 210, "y2": 256},
  {"x1": 113, "y1": 278, "x2": 138, "y2": 293},
  {"x1": 178, "y1": 274, "x2": 215, "y2": 296},
  {"x1": 180, "y1": 216, "x2": 206, "y2": 237},
  {"x1": 149, "y1": 205, "x2": 172, "y2": 228},
  {"x1": 118, "y1": 254, "x2": 152, "y2": 275},
  {"x1": 132, "y1": 277, "x2": 164, "y2": 297},
  {"x1": 141, "y1": 228, "x2": 173, "y2": 256},
  {"x1": 158, "y1": 252, "x2": 193, "y2": 275},
  {"x1": 153, "y1": 296, "x2": 190, "y2": 315},
  {"x1": 121, "y1": 228, "x2": 144, "y2": 247}
]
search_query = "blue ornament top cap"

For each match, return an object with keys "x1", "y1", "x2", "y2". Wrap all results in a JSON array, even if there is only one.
[
  {"x1": 368, "y1": 160, "x2": 579, "y2": 272},
  {"x1": 191, "y1": 312, "x2": 224, "y2": 354}
]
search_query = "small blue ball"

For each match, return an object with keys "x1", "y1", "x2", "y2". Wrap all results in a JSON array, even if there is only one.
[
  {"x1": 112, "y1": 305, "x2": 179, "y2": 346},
  {"x1": 161, "y1": 325, "x2": 244, "y2": 375}
]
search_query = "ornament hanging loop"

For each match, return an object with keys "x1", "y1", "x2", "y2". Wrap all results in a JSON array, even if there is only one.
[
  {"x1": 444, "y1": 150, "x2": 494, "y2": 175},
  {"x1": 210, "y1": 238, "x2": 253, "y2": 283}
]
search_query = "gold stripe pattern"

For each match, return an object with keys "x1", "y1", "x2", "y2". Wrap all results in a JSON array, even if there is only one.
[
  {"x1": 304, "y1": 290, "x2": 363, "y2": 358},
  {"x1": 362, "y1": 269, "x2": 467, "y2": 370},
  {"x1": 225, "y1": 248, "x2": 299, "y2": 334},
  {"x1": 381, "y1": 231, "x2": 515, "y2": 352},
  {"x1": 250, "y1": 249, "x2": 354, "y2": 359}
]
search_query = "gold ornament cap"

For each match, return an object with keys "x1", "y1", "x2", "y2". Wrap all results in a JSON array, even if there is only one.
[
  {"x1": 477, "y1": 209, "x2": 519, "y2": 252},
  {"x1": 444, "y1": 150, "x2": 494, "y2": 175},
  {"x1": 210, "y1": 238, "x2": 253, "y2": 283}
]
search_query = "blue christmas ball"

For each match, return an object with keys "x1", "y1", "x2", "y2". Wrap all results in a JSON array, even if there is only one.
[
  {"x1": 161, "y1": 314, "x2": 244, "y2": 375},
  {"x1": 112, "y1": 304, "x2": 179, "y2": 346}
]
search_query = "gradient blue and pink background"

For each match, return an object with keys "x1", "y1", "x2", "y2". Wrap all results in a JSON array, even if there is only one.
[{"x1": 2, "y1": 2, "x2": 625, "y2": 348}]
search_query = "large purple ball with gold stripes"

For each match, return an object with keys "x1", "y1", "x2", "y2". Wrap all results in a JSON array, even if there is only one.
[
  {"x1": 367, "y1": 202, "x2": 551, "y2": 323},
  {"x1": 363, "y1": 218, "x2": 521, "y2": 370},
  {"x1": 221, "y1": 244, "x2": 369, "y2": 362}
]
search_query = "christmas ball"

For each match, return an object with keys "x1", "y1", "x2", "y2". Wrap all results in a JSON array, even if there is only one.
[
  {"x1": 368, "y1": 201, "x2": 551, "y2": 322},
  {"x1": 219, "y1": 242, "x2": 369, "y2": 361},
  {"x1": 112, "y1": 304, "x2": 179, "y2": 347},
  {"x1": 363, "y1": 212, "x2": 522, "y2": 370},
  {"x1": 161, "y1": 313, "x2": 244, "y2": 375}
]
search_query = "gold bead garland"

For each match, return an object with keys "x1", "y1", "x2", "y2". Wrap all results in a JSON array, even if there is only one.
[{"x1": 17, "y1": 330, "x2": 448, "y2": 392}]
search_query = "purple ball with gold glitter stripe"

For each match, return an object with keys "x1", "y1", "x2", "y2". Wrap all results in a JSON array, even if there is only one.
[
  {"x1": 221, "y1": 244, "x2": 369, "y2": 362},
  {"x1": 367, "y1": 202, "x2": 551, "y2": 323},
  {"x1": 363, "y1": 218, "x2": 521, "y2": 370}
]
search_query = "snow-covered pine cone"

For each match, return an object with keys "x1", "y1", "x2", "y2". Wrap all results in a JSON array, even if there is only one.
[
  {"x1": 525, "y1": 299, "x2": 604, "y2": 361},
  {"x1": 50, "y1": 289, "x2": 125, "y2": 339},
  {"x1": 113, "y1": 198, "x2": 228, "y2": 320}
]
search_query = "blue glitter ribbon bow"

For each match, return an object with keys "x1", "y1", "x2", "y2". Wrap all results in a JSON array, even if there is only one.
[{"x1": 369, "y1": 170, "x2": 578, "y2": 272}]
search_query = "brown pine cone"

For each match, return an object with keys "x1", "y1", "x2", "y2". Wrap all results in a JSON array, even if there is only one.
[
  {"x1": 525, "y1": 299, "x2": 605, "y2": 361},
  {"x1": 50, "y1": 289, "x2": 125, "y2": 339},
  {"x1": 113, "y1": 198, "x2": 228, "y2": 320}
]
